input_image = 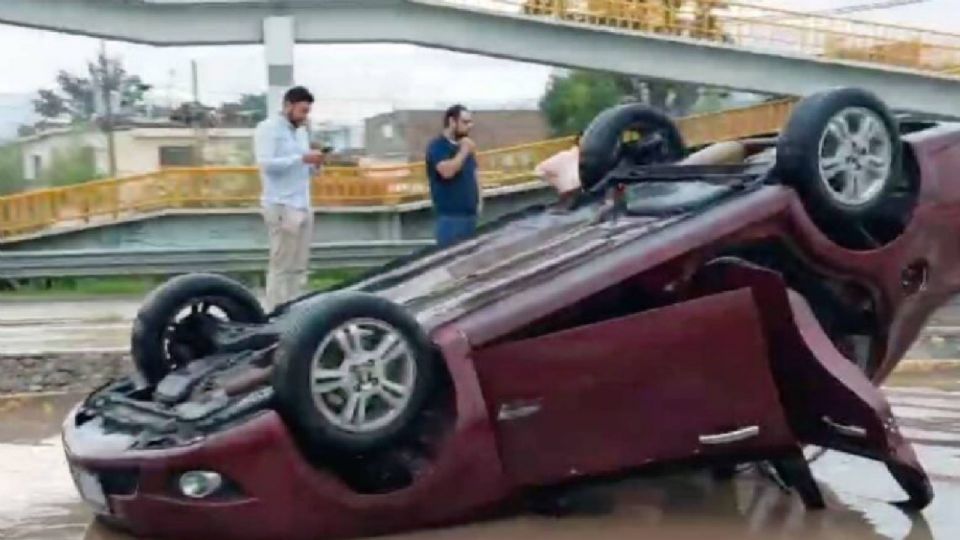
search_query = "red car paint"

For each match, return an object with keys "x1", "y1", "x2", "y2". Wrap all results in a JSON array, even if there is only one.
[{"x1": 63, "y1": 124, "x2": 960, "y2": 539}]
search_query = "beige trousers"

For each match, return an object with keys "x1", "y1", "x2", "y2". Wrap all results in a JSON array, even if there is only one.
[{"x1": 263, "y1": 204, "x2": 314, "y2": 310}]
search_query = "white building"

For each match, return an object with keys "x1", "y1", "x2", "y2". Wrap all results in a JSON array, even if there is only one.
[
  {"x1": 18, "y1": 124, "x2": 255, "y2": 184},
  {"x1": 313, "y1": 121, "x2": 364, "y2": 152}
]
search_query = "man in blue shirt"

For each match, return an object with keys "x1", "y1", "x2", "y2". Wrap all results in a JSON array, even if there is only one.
[
  {"x1": 254, "y1": 86, "x2": 325, "y2": 310},
  {"x1": 425, "y1": 105, "x2": 480, "y2": 247}
]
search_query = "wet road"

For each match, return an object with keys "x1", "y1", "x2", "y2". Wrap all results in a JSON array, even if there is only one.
[
  {"x1": 1, "y1": 369, "x2": 959, "y2": 540},
  {"x1": 0, "y1": 299, "x2": 140, "y2": 355}
]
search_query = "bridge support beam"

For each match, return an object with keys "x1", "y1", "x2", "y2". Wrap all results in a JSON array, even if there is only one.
[{"x1": 263, "y1": 16, "x2": 295, "y2": 117}]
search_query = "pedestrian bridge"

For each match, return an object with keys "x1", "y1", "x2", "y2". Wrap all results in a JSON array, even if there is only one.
[{"x1": 1, "y1": 1, "x2": 959, "y2": 116}]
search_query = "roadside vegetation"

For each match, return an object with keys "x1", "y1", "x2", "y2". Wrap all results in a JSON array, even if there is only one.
[
  {"x1": 538, "y1": 69, "x2": 766, "y2": 136},
  {"x1": 0, "y1": 143, "x2": 25, "y2": 195}
]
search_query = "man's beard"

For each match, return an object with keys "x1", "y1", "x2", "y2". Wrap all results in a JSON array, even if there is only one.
[{"x1": 286, "y1": 113, "x2": 302, "y2": 127}]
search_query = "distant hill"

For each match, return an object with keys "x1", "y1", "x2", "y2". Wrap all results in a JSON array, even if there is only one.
[{"x1": 0, "y1": 94, "x2": 37, "y2": 142}]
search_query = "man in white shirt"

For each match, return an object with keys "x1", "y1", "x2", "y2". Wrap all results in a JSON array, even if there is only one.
[
  {"x1": 535, "y1": 132, "x2": 582, "y2": 208},
  {"x1": 254, "y1": 86, "x2": 325, "y2": 310}
]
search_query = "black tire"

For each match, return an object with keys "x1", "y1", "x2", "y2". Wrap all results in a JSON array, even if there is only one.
[
  {"x1": 131, "y1": 273, "x2": 265, "y2": 385},
  {"x1": 273, "y1": 292, "x2": 436, "y2": 456},
  {"x1": 776, "y1": 87, "x2": 901, "y2": 225},
  {"x1": 579, "y1": 104, "x2": 686, "y2": 191}
]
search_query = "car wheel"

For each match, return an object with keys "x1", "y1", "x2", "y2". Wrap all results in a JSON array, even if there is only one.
[
  {"x1": 776, "y1": 87, "x2": 901, "y2": 226},
  {"x1": 131, "y1": 273, "x2": 265, "y2": 385},
  {"x1": 579, "y1": 104, "x2": 686, "y2": 191},
  {"x1": 273, "y1": 292, "x2": 436, "y2": 456}
]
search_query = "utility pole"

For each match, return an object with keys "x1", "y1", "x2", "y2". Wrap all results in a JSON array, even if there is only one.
[
  {"x1": 100, "y1": 41, "x2": 118, "y2": 178},
  {"x1": 191, "y1": 60, "x2": 199, "y2": 104},
  {"x1": 191, "y1": 59, "x2": 207, "y2": 167}
]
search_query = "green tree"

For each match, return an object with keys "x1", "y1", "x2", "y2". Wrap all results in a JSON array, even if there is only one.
[
  {"x1": 540, "y1": 70, "x2": 743, "y2": 135},
  {"x1": 238, "y1": 93, "x2": 268, "y2": 123},
  {"x1": 33, "y1": 51, "x2": 150, "y2": 122},
  {"x1": 0, "y1": 144, "x2": 25, "y2": 195},
  {"x1": 38, "y1": 136, "x2": 101, "y2": 187},
  {"x1": 539, "y1": 70, "x2": 632, "y2": 136},
  {"x1": 630, "y1": 77, "x2": 702, "y2": 117},
  {"x1": 211, "y1": 93, "x2": 267, "y2": 127},
  {"x1": 690, "y1": 88, "x2": 735, "y2": 114}
]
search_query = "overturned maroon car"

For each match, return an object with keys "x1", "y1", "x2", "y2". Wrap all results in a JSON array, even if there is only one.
[{"x1": 63, "y1": 87, "x2": 960, "y2": 539}]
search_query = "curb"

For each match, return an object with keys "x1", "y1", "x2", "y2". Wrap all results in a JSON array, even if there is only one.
[
  {"x1": 893, "y1": 359, "x2": 960, "y2": 374},
  {"x1": 0, "y1": 390, "x2": 75, "y2": 401}
]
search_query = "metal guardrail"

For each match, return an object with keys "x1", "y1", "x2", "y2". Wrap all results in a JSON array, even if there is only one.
[
  {"x1": 677, "y1": 97, "x2": 795, "y2": 146},
  {"x1": 461, "y1": 0, "x2": 960, "y2": 75},
  {"x1": 0, "y1": 241, "x2": 433, "y2": 280}
]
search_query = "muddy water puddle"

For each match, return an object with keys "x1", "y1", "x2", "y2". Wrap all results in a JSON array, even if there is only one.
[{"x1": 1, "y1": 371, "x2": 959, "y2": 540}]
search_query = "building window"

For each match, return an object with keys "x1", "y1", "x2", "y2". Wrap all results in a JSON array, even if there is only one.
[
  {"x1": 159, "y1": 146, "x2": 197, "y2": 167},
  {"x1": 30, "y1": 155, "x2": 42, "y2": 180},
  {"x1": 381, "y1": 124, "x2": 394, "y2": 139}
]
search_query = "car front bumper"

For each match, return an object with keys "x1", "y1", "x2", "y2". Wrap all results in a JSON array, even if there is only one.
[{"x1": 62, "y1": 406, "x2": 508, "y2": 540}]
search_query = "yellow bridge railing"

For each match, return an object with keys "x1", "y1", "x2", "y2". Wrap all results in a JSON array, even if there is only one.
[
  {"x1": 0, "y1": 98, "x2": 795, "y2": 241},
  {"x1": 445, "y1": 0, "x2": 960, "y2": 76}
]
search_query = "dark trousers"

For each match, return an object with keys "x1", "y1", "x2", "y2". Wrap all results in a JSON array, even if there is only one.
[{"x1": 435, "y1": 214, "x2": 477, "y2": 248}]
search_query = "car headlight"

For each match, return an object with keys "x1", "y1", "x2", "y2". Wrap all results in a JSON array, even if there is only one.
[{"x1": 178, "y1": 471, "x2": 223, "y2": 499}]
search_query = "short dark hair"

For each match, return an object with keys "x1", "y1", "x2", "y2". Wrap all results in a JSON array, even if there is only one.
[
  {"x1": 443, "y1": 104, "x2": 468, "y2": 128},
  {"x1": 283, "y1": 86, "x2": 314, "y2": 105}
]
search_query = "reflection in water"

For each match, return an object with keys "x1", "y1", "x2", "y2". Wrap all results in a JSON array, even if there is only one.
[
  {"x1": 0, "y1": 393, "x2": 83, "y2": 444},
  {"x1": 49, "y1": 469, "x2": 939, "y2": 540},
  {"x1": 83, "y1": 521, "x2": 140, "y2": 540},
  {"x1": 1, "y1": 373, "x2": 959, "y2": 540},
  {"x1": 0, "y1": 394, "x2": 89, "y2": 540}
]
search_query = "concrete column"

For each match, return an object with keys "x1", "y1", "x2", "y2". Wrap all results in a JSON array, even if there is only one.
[
  {"x1": 263, "y1": 16, "x2": 295, "y2": 118},
  {"x1": 378, "y1": 211, "x2": 403, "y2": 241}
]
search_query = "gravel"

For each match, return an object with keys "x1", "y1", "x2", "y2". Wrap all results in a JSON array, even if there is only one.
[{"x1": 0, "y1": 352, "x2": 132, "y2": 395}]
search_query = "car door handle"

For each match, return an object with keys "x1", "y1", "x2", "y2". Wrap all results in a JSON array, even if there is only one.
[
  {"x1": 822, "y1": 416, "x2": 868, "y2": 438},
  {"x1": 497, "y1": 400, "x2": 542, "y2": 422},
  {"x1": 699, "y1": 425, "x2": 760, "y2": 446}
]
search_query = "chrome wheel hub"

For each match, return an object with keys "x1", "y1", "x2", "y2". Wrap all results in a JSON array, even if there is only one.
[
  {"x1": 817, "y1": 107, "x2": 893, "y2": 207},
  {"x1": 309, "y1": 318, "x2": 416, "y2": 433}
]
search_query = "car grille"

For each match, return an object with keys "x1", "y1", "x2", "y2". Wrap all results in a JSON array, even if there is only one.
[{"x1": 99, "y1": 468, "x2": 140, "y2": 497}]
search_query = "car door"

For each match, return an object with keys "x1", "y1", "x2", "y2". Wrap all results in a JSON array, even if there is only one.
[
  {"x1": 473, "y1": 287, "x2": 797, "y2": 487},
  {"x1": 693, "y1": 259, "x2": 933, "y2": 508},
  {"x1": 773, "y1": 289, "x2": 932, "y2": 506}
]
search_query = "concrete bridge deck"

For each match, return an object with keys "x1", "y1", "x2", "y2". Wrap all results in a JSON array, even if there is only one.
[{"x1": 0, "y1": 1, "x2": 958, "y2": 115}]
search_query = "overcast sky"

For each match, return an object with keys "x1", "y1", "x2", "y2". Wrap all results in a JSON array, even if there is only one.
[{"x1": 0, "y1": 0, "x2": 952, "y2": 124}]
